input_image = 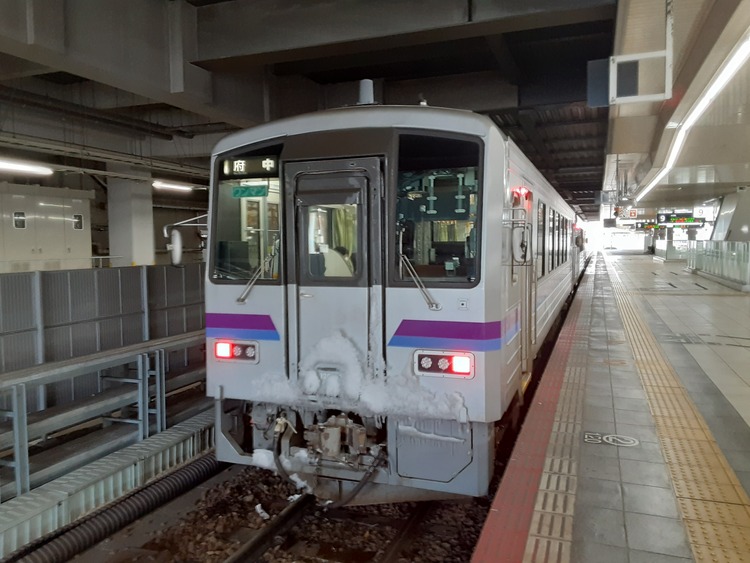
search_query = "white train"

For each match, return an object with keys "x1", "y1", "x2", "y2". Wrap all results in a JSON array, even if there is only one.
[{"x1": 204, "y1": 103, "x2": 586, "y2": 504}]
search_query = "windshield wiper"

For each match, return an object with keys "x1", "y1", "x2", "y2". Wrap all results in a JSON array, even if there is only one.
[
  {"x1": 236, "y1": 238, "x2": 280, "y2": 303},
  {"x1": 399, "y1": 253, "x2": 442, "y2": 311},
  {"x1": 236, "y1": 253, "x2": 276, "y2": 303},
  {"x1": 236, "y1": 263, "x2": 265, "y2": 303}
]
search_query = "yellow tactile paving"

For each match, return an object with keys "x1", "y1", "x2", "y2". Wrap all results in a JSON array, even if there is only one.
[
  {"x1": 684, "y1": 520, "x2": 750, "y2": 552},
  {"x1": 678, "y1": 499, "x2": 750, "y2": 527},
  {"x1": 543, "y1": 457, "x2": 577, "y2": 476},
  {"x1": 523, "y1": 537, "x2": 571, "y2": 563},
  {"x1": 639, "y1": 371, "x2": 683, "y2": 387},
  {"x1": 538, "y1": 473, "x2": 577, "y2": 494},
  {"x1": 658, "y1": 426, "x2": 713, "y2": 441},
  {"x1": 534, "y1": 491, "x2": 576, "y2": 515},
  {"x1": 606, "y1": 255, "x2": 750, "y2": 562},
  {"x1": 647, "y1": 391, "x2": 702, "y2": 418},
  {"x1": 652, "y1": 415, "x2": 709, "y2": 430},
  {"x1": 671, "y1": 479, "x2": 748, "y2": 505},
  {"x1": 527, "y1": 511, "x2": 574, "y2": 541},
  {"x1": 669, "y1": 463, "x2": 740, "y2": 488},
  {"x1": 692, "y1": 545, "x2": 750, "y2": 563},
  {"x1": 661, "y1": 440, "x2": 729, "y2": 471}
]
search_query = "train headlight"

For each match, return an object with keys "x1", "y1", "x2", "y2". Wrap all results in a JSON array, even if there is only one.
[
  {"x1": 414, "y1": 351, "x2": 474, "y2": 379},
  {"x1": 213, "y1": 340, "x2": 259, "y2": 363}
]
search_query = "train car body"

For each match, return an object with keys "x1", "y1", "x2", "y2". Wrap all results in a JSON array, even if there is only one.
[{"x1": 205, "y1": 105, "x2": 583, "y2": 504}]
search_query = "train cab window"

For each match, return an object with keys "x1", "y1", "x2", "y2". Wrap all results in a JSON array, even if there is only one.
[
  {"x1": 395, "y1": 134, "x2": 481, "y2": 284},
  {"x1": 302, "y1": 204, "x2": 358, "y2": 279},
  {"x1": 212, "y1": 145, "x2": 283, "y2": 282}
]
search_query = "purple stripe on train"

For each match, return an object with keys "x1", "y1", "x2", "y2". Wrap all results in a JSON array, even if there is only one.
[
  {"x1": 392, "y1": 320, "x2": 501, "y2": 340},
  {"x1": 205, "y1": 313, "x2": 280, "y2": 341},
  {"x1": 388, "y1": 319, "x2": 504, "y2": 351}
]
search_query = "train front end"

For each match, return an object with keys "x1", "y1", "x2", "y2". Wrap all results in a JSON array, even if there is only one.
[{"x1": 205, "y1": 107, "x2": 521, "y2": 504}]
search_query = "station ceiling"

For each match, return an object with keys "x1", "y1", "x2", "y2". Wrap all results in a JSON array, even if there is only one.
[{"x1": 0, "y1": 0, "x2": 748, "y2": 223}]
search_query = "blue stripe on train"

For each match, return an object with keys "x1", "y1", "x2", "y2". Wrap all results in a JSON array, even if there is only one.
[
  {"x1": 387, "y1": 335, "x2": 502, "y2": 351},
  {"x1": 206, "y1": 327, "x2": 280, "y2": 341}
]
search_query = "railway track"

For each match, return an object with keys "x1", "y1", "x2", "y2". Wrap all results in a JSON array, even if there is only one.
[
  {"x1": 6, "y1": 285, "x2": 574, "y2": 563},
  {"x1": 224, "y1": 493, "x2": 316, "y2": 562},
  {"x1": 224, "y1": 498, "x2": 487, "y2": 563}
]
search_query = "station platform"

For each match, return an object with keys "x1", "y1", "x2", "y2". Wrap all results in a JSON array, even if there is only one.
[{"x1": 473, "y1": 251, "x2": 750, "y2": 563}]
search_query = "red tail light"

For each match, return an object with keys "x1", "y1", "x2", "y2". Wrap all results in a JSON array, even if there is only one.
[
  {"x1": 215, "y1": 341, "x2": 232, "y2": 358},
  {"x1": 214, "y1": 340, "x2": 258, "y2": 362},
  {"x1": 451, "y1": 355, "x2": 472, "y2": 374},
  {"x1": 414, "y1": 351, "x2": 474, "y2": 378}
]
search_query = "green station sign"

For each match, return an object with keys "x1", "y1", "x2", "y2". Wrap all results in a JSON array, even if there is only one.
[{"x1": 231, "y1": 185, "x2": 269, "y2": 198}]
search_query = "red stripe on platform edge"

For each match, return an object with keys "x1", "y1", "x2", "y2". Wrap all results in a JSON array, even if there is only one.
[{"x1": 472, "y1": 297, "x2": 582, "y2": 563}]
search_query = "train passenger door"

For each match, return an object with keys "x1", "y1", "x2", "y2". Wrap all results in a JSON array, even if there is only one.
[
  {"x1": 519, "y1": 191, "x2": 534, "y2": 386},
  {"x1": 509, "y1": 181, "x2": 534, "y2": 389},
  {"x1": 284, "y1": 158, "x2": 383, "y2": 390}
]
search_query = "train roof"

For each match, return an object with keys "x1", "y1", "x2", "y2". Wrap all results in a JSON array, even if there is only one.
[{"x1": 213, "y1": 104, "x2": 501, "y2": 155}]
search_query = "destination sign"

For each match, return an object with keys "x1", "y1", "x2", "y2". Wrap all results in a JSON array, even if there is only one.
[
  {"x1": 657, "y1": 213, "x2": 705, "y2": 227},
  {"x1": 221, "y1": 156, "x2": 278, "y2": 178}
]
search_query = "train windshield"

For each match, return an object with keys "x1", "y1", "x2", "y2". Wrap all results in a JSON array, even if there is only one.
[
  {"x1": 211, "y1": 151, "x2": 282, "y2": 281},
  {"x1": 395, "y1": 134, "x2": 481, "y2": 283}
]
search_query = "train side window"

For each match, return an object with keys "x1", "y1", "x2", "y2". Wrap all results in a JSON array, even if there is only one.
[
  {"x1": 536, "y1": 202, "x2": 545, "y2": 279},
  {"x1": 395, "y1": 134, "x2": 481, "y2": 284},
  {"x1": 547, "y1": 208, "x2": 554, "y2": 273},
  {"x1": 554, "y1": 212, "x2": 560, "y2": 268},
  {"x1": 13, "y1": 212, "x2": 26, "y2": 229}
]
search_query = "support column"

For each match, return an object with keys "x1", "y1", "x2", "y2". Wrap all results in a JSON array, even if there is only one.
[{"x1": 107, "y1": 171, "x2": 154, "y2": 267}]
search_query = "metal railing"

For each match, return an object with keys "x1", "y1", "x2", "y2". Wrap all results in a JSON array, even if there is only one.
[
  {"x1": 687, "y1": 241, "x2": 750, "y2": 289},
  {"x1": 0, "y1": 331, "x2": 205, "y2": 499}
]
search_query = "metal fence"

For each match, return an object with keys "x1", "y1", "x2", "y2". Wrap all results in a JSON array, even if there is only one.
[
  {"x1": 0, "y1": 262, "x2": 207, "y2": 499},
  {"x1": 0, "y1": 263, "x2": 206, "y2": 408},
  {"x1": 687, "y1": 241, "x2": 750, "y2": 290}
]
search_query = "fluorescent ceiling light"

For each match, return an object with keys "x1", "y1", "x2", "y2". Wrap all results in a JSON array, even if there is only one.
[
  {"x1": 0, "y1": 158, "x2": 54, "y2": 176},
  {"x1": 635, "y1": 35, "x2": 750, "y2": 203},
  {"x1": 152, "y1": 180, "x2": 194, "y2": 191}
]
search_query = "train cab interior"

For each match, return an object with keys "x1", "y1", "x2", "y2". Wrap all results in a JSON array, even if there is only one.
[{"x1": 396, "y1": 134, "x2": 480, "y2": 283}]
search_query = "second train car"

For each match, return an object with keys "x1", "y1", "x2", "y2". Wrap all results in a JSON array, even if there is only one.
[{"x1": 204, "y1": 103, "x2": 585, "y2": 504}]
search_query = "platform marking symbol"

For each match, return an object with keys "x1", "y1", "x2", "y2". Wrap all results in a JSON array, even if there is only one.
[{"x1": 583, "y1": 432, "x2": 639, "y2": 447}]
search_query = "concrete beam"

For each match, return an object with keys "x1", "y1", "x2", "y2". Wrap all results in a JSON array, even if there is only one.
[
  {"x1": 484, "y1": 35, "x2": 520, "y2": 83},
  {"x1": 0, "y1": 52, "x2": 50, "y2": 79},
  {"x1": 194, "y1": 0, "x2": 615, "y2": 68},
  {"x1": 0, "y1": 0, "x2": 266, "y2": 127},
  {"x1": 384, "y1": 72, "x2": 517, "y2": 112},
  {"x1": 0, "y1": 110, "x2": 215, "y2": 172}
]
